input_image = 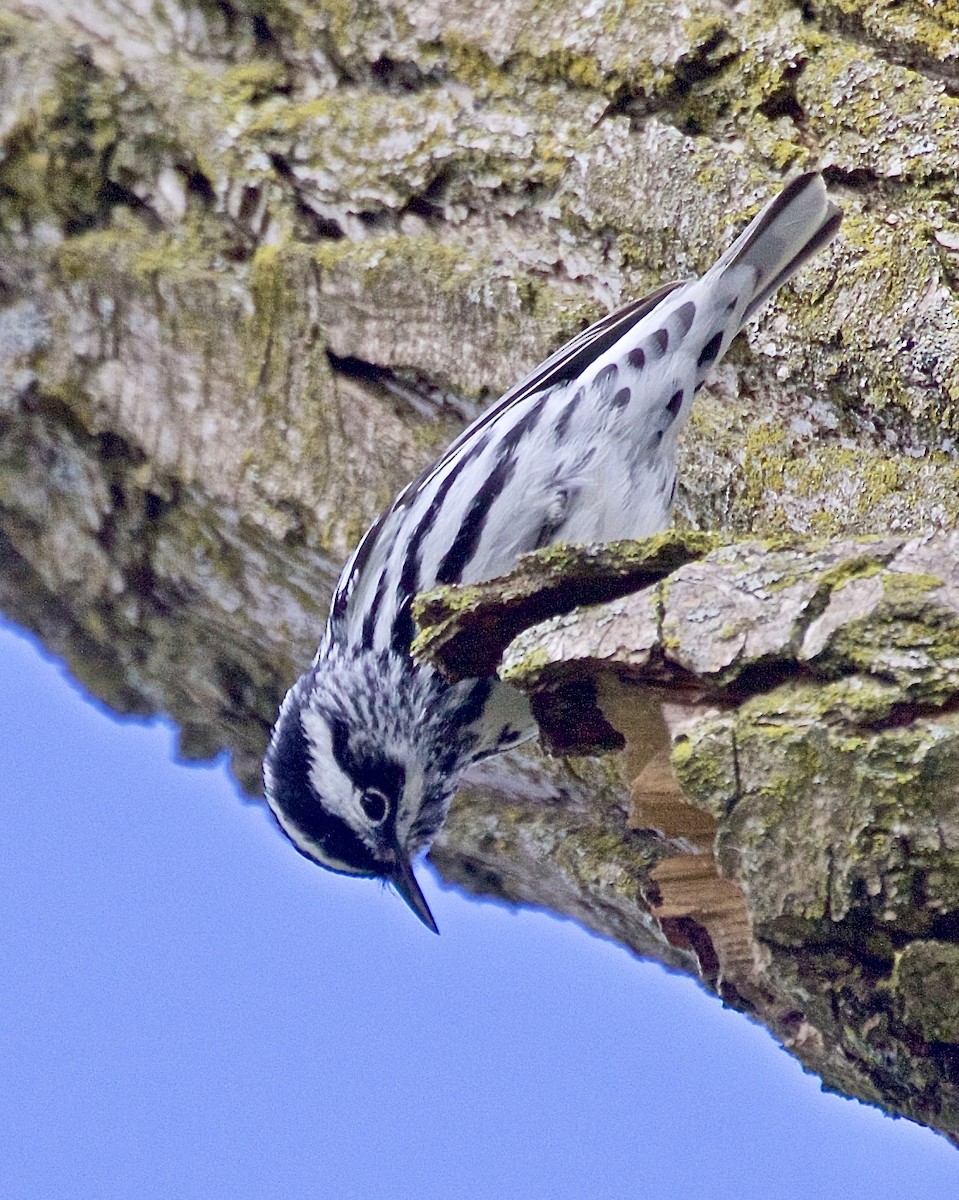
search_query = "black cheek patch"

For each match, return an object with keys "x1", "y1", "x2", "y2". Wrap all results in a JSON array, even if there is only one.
[
  {"x1": 265, "y1": 700, "x2": 381, "y2": 876},
  {"x1": 455, "y1": 678, "x2": 493, "y2": 727},
  {"x1": 329, "y1": 713, "x2": 406, "y2": 806}
]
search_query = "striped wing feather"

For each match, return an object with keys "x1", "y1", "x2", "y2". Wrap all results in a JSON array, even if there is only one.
[{"x1": 330, "y1": 280, "x2": 684, "y2": 623}]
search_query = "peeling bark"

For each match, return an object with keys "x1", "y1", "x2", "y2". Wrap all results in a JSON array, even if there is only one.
[{"x1": 419, "y1": 531, "x2": 959, "y2": 1140}]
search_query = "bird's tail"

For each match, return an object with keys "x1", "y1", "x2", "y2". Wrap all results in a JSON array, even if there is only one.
[{"x1": 710, "y1": 172, "x2": 842, "y2": 324}]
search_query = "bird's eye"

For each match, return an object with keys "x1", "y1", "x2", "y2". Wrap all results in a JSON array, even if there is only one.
[{"x1": 360, "y1": 789, "x2": 389, "y2": 824}]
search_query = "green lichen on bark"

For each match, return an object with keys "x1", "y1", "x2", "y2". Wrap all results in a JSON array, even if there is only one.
[
  {"x1": 242, "y1": 86, "x2": 576, "y2": 208},
  {"x1": 799, "y1": 37, "x2": 959, "y2": 178},
  {"x1": 806, "y1": 0, "x2": 959, "y2": 70},
  {"x1": 693, "y1": 681, "x2": 959, "y2": 932},
  {"x1": 414, "y1": 530, "x2": 718, "y2": 680},
  {"x1": 814, "y1": 571, "x2": 959, "y2": 703},
  {"x1": 895, "y1": 941, "x2": 959, "y2": 1044},
  {"x1": 670, "y1": 712, "x2": 739, "y2": 821},
  {"x1": 0, "y1": 35, "x2": 118, "y2": 229}
]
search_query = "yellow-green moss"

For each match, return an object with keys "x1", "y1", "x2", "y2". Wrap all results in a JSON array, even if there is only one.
[
  {"x1": 799, "y1": 35, "x2": 959, "y2": 179},
  {"x1": 727, "y1": 424, "x2": 959, "y2": 538},
  {"x1": 54, "y1": 220, "x2": 196, "y2": 284},
  {"x1": 215, "y1": 60, "x2": 289, "y2": 108},
  {"x1": 738, "y1": 674, "x2": 900, "y2": 728},
  {"x1": 237, "y1": 82, "x2": 582, "y2": 207},
  {"x1": 308, "y1": 234, "x2": 596, "y2": 383},
  {"x1": 818, "y1": 554, "x2": 887, "y2": 592},
  {"x1": 0, "y1": 49, "x2": 120, "y2": 227},
  {"x1": 813, "y1": 0, "x2": 959, "y2": 66},
  {"x1": 529, "y1": 530, "x2": 722, "y2": 576},
  {"x1": 312, "y1": 234, "x2": 486, "y2": 297},
  {"x1": 429, "y1": 34, "x2": 518, "y2": 99},
  {"x1": 248, "y1": 238, "x2": 314, "y2": 357},
  {"x1": 517, "y1": 48, "x2": 625, "y2": 98},
  {"x1": 498, "y1": 644, "x2": 554, "y2": 687},
  {"x1": 819, "y1": 572, "x2": 959, "y2": 701},
  {"x1": 894, "y1": 940, "x2": 959, "y2": 1044},
  {"x1": 671, "y1": 714, "x2": 738, "y2": 819},
  {"x1": 715, "y1": 689, "x2": 959, "y2": 926}
]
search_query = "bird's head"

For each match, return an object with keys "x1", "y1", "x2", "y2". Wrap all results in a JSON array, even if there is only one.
[{"x1": 262, "y1": 653, "x2": 470, "y2": 933}]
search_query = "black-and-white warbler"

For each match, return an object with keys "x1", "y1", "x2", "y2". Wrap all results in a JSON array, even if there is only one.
[{"x1": 264, "y1": 172, "x2": 842, "y2": 932}]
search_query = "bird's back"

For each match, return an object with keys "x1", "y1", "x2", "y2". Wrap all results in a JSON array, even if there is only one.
[{"x1": 331, "y1": 173, "x2": 841, "y2": 655}]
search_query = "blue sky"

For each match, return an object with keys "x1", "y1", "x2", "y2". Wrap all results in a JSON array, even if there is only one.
[{"x1": 1, "y1": 618, "x2": 957, "y2": 1199}]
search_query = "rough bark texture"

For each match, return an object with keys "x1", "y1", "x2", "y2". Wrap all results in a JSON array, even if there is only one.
[
  {"x1": 420, "y1": 530, "x2": 959, "y2": 1140},
  {"x1": 3, "y1": 0, "x2": 959, "y2": 1141}
]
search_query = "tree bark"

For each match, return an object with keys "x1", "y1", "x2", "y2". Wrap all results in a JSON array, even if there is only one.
[
  {"x1": 418, "y1": 530, "x2": 959, "y2": 1140},
  {"x1": 3, "y1": 0, "x2": 959, "y2": 1140}
]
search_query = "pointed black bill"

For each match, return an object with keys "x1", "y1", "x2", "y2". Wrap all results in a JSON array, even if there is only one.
[{"x1": 392, "y1": 856, "x2": 439, "y2": 934}]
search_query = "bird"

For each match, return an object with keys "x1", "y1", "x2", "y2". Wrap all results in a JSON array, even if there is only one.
[{"x1": 263, "y1": 171, "x2": 842, "y2": 933}]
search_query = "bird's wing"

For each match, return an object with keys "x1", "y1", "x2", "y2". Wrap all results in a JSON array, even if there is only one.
[
  {"x1": 326, "y1": 280, "x2": 684, "y2": 637},
  {"x1": 391, "y1": 280, "x2": 684, "y2": 512}
]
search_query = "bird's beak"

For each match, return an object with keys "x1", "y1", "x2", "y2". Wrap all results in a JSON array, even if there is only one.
[{"x1": 392, "y1": 855, "x2": 439, "y2": 934}]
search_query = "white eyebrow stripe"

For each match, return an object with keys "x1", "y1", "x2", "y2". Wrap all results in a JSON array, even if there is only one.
[{"x1": 299, "y1": 708, "x2": 369, "y2": 834}]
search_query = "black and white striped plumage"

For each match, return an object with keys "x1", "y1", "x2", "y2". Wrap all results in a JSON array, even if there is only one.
[{"x1": 264, "y1": 172, "x2": 842, "y2": 931}]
